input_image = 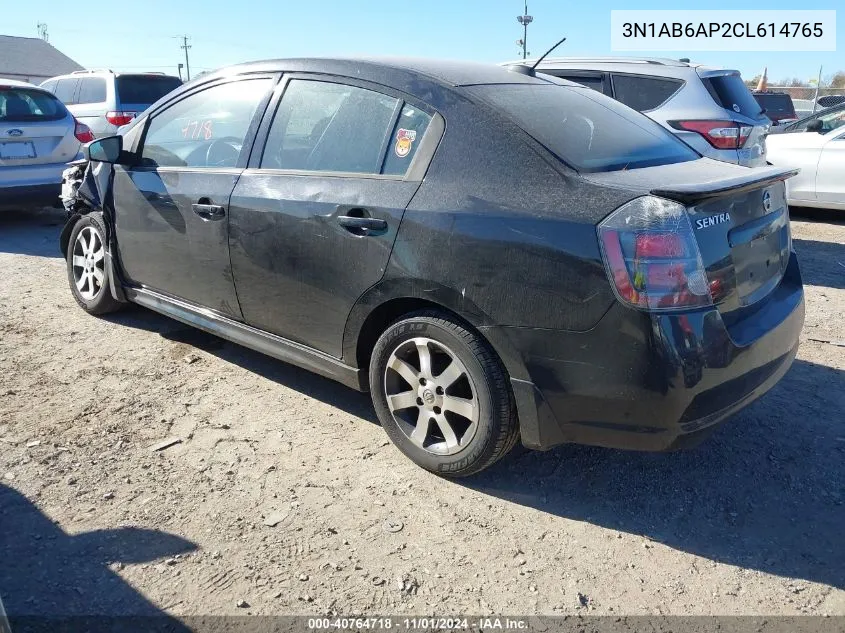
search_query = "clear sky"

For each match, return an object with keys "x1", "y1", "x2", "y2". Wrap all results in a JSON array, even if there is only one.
[{"x1": 3, "y1": 0, "x2": 842, "y2": 84}]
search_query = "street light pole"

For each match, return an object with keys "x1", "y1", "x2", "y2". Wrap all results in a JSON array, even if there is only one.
[{"x1": 516, "y1": 2, "x2": 533, "y2": 60}]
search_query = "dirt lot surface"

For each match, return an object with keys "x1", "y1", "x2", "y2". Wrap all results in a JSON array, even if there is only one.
[{"x1": 0, "y1": 207, "x2": 843, "y2": 619}]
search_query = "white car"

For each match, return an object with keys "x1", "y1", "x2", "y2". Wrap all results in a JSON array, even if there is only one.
[{"x1": 766, "y1": 104, "x2": 845, "y2": 211}]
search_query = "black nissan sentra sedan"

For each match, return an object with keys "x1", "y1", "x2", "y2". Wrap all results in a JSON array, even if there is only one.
[{"x1": 61, "y1": 58, "x2": 804, "y2": 476}]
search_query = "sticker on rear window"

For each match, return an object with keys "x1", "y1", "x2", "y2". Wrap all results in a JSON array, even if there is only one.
[{"x1": 394, "y1": 128, "x2": 417, "y2": 158}]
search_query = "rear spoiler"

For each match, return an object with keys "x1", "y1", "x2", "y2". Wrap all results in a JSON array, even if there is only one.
[{"x1": 651, "y1": 167, "x2": 799, "y2": 204}]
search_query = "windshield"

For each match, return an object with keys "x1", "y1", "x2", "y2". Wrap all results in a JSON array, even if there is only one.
[
  {"x1": 116, "y1": 75, "x2": 182, "y2": 105},
  {"x1": 469, "y1": 83, "x2": 699, "y2": 172},
  {"x1": 0, "y1": 87, "x2": 66, "y2": 122},
  {"x1": 787, "y1": 105, "x2": 845, "y2": 133},
  {"x1": 702, "y1": 74, "x2": 764, "y2": 118}
]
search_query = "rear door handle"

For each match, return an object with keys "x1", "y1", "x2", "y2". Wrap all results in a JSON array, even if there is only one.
[
  {"x1": 192, "y1": 202, "x2": 226, "y2": 221},
  {"x1": 337, "y1": 216, "x2": 387, "y2": 232}
]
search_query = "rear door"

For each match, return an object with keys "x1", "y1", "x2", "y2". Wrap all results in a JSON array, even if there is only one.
[
  {"x1": 73, "y1": 77, "x2": 108, "y2": 136},
  {"x1": 113, "y1": 76, "x2": 274, "y2": 317},
  {"x1": 0, "y1": 86, "x2": 79, "y2": 167},
  {"x1": 229, "y1": 75, "x2": 441, "y2": 357}
]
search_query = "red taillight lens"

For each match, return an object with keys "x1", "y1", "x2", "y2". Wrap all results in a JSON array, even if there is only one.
[
  {"x1": 74, "y1": 119, "x2": 94, "y2": 143},
  {"x1": 106, "y1": 111, "x2": 137, "y2": 126},
  {"x1": 670, "y1": 120, "x2": 752, "y2": 150},
  {"x1": 598, "y1": 196, "x2": 713, "y2": 311}
]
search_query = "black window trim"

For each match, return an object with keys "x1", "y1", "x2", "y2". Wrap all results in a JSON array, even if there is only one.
[
  {"x1": 538, "y1": 70, "x2": 612, "y2": 96},
  {"x1": 129, "y1": 72, "x2": 280, "y2": 173},
  {"x1": 246, "y1": 72, "x2": 444, "y2": 182},
  {"x1": 607, "y1": 72, "x2": 685, "y2": 113}
]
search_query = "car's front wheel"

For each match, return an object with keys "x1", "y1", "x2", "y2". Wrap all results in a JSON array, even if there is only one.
[
  {"x1": 369, "y1": 311, "x2": 518, "y2": 477},
  {"x1": 66, "y1": 213, "x2": 123, "y2": 315}
]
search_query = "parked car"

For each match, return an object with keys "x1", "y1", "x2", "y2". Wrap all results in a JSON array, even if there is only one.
[
  {"x1": 503, "y1": 57, "x2": 770, "y2": 167},
  {"x1": 59, "y1": 58, "x2": 803, "y2": 476},
  {"x1": 752, "y1": 90, "x2": 797, "y2": 125},
  {"x1": 0, "y1": 78, "x2": 91, "y2": 208},
  {"x1": 766, "y1": 103, "x2": 845, "y2": 210},
  {"x1": 40, "y1": 70, "x2": 182, "y2": 138}
]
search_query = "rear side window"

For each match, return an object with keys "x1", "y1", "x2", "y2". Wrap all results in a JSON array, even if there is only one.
[
  {"x1": 752, "y1": 93, "x2": 795, "y2": 119},
  {"x1": 702, "y1": 74, "x2": 763, "y2": 118},
  {"x1": 53, "y1": 78, "x2": 79, "y2": 104},
  {"x1": 469, "y1": 83, "x2": 698, "y2": 172},
  {"x1": 261, "y1": 79, "x2": 399, "y2": 174},
  {"x1": 0, "y1": 88, "x2": 66, "y2": 122},
  {"x1": 77, "y1": 77, "x2": 107, "y2": 104},
  {"x1": 141, "y1": 79, "x2": 271, "y2": 168},
  {"x1": 612, "y1": 74, "x2": 682, "y2": 111},
  {"x1": 117, "y1": 75, "x2": 182, "y2": 105}
]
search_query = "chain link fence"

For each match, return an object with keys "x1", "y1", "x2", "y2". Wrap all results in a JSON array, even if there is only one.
[{"x1": 766, "y1": 86, "x2": 845, "y2": 114}]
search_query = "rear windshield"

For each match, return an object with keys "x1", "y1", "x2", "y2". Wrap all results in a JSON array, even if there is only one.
[
  {"x1": 0, "y1": 87, "x2": 66, "y2": 122},
  {"x1": 753, "y1": 93, "x2": 795, "y2": 118},
  {"x1": 116, "y1": 75, "x2": 182, "y2": 105},
  {"x1": 702, "y1": 74, "x2": 763, "y2": 118},
  {"x1": 469, "y1": 83, "x2": 699, "y2": 172}
]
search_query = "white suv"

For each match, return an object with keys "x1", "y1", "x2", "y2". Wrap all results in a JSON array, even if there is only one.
[
  {"x1": 41, "y1": 70, "x2": 182, "y2": 138},
  {"x1": 504, "y1": 57, "x2": 770, "y2": 167}
]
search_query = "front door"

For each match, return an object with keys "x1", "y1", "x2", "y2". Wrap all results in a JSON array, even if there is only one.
[
  {"x1": 229, "y1": 77, "x2": 437, "y2": 357},
  {"x1": 113, "y1": 77, "x2": 274, "y2": 317},
  {"x1": 816, "y1": 127, "x2": 845, "y2": 208}
]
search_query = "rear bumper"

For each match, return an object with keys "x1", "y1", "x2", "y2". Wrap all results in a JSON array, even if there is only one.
[
  {"x1": 493, "y1": 252, "x2": 804, "y2": 452},
  {"x1": 0, "y1": 160, "x2": 79, "y2": 208}
]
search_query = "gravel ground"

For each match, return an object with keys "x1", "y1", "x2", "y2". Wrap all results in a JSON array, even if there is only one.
[{"x1": 0, "y1": 206, "x2": 843, "y2": 619}]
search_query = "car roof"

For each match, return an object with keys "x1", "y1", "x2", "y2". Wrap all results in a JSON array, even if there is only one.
[
  {"x1": 0, "y1": 77, "x2": 47, "y2": 90},
  {"x1": 44, "y1": 70, "x2": 181, "y2": 81},
  {"x1": 201, "y1": 57, "x2": 563, "y2": 88}
]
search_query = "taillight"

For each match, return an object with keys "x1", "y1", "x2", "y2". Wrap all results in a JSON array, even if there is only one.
[
  {"x1": 106, "y1": 111, "x2": 137, "y2": 126},
  {"x1": 74, "y1": 119, "x2": 94, "y2": 143},
  {"x1": 598, "y1": 196, "x2": 713, "y2": 311},
  {"x1": 669, "y1": 120, "x2": 752, "y2": 150}
]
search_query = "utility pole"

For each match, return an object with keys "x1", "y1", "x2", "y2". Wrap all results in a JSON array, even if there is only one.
[
  {"x1": 516, "y1": 2, "x2": 533, "y2": 60},
  {"x1": 180, "y1": 35, "x2": 192, "y2": 81},
  {"x1": 37, "y1": 22, "x2": 48, "y2": 43}
]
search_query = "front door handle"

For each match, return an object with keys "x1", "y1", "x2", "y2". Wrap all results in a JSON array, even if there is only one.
[
  {"x1": 337, "y1": 216, "x2": 387, "y2": 233},
  {"x1": 192, "y1": 202, "x2": 226, "y2": 221}
]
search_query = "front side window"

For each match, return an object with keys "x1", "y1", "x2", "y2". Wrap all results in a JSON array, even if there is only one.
[
  {"x1": 470, "y1": 83, "x2": 699, "y2": 172},
  {"x1": 140, "y1": 79, "x2": 271, "y2": 169},
  {"x1": 261, "y1": 79, "x2": 399, "y2": 174}
]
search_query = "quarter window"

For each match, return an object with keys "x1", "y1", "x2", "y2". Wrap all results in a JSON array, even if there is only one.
[
  {"x1": 140, "y1": 79, "x2": 271, "y2": 169},
  {"x1": 612, "y1": 74, "x2": 682, "y2": 112},
  {"x1": 382, "y1": 104, "x2": 432, "y2": 175},
  {"x1": 261, "y1": 79, "x2": 399, "y2": 174}
]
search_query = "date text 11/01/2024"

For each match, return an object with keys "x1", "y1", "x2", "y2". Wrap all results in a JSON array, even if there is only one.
[
  {"x1": 307, "y1": 617, "x2": 528, "y2": 630},
  {"x1": 621, "y1": 22, "x2": 825, "y2": 39}
]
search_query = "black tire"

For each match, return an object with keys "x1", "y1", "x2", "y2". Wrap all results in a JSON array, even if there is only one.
[
  {"x1": 65, "y1": 213, "x2": 123, "y2": 315},
  {"x1": 369, "y1": 310, "x2": 519, "y2": 477}
]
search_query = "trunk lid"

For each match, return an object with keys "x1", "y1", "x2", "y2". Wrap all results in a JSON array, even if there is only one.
[{"x1": 586, "y1": 159, "x2": 797, "y2": 314}]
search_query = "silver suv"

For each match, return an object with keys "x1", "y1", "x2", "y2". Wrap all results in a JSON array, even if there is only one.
[
  {"x1": 1, "y1": 79, "x2": 88, "y2": 208},
  {"x1": 504, "y1": 57, "x2": 770, "y2": 167},
  {"x1": 41, "y1": 70, "x2": 182, "y2": 138}
]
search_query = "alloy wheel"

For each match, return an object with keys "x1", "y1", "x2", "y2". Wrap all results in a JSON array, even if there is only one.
[
  {"x1": 383, "y1": 337, "x2": 479, "y2": 456},
  {"x1": 71, "y1": 226, "x2": 105, "y2": 301}
]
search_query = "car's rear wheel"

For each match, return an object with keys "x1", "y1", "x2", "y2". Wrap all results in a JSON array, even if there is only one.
[
  {"x1": 369, "y1": 310, "x2": 518, "y2": 477},
  {"x1": 66, "y1": 213, "x2": 122, "y2": 315}
]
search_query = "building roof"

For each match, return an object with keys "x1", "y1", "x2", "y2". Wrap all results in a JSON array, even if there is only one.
[{"x1": 0, "y1": 35, "x2": 84, "y2": 78}]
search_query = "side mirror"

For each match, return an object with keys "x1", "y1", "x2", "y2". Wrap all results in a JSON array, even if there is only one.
[
  {"x1": 83, "y1": 135, "x2": 122, "y2": 163},
  {"x1": 806, "y1": 119, "x2": 824, "y2": 134}
]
